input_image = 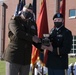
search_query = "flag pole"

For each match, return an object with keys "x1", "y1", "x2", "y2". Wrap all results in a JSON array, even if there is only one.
[{"x1": 55, "y1": 0, "x2": 60, "y2": 13}]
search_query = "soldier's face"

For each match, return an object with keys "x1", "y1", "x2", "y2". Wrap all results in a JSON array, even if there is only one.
[
  {"x1": 53, "y1": 18, "x2": 63, "y2": 22},
  {"x1": 53, "y1": 18, "x2": 64, "y2": 28},
  {"x1": 22, "y1": 8, "x2": 34, "y2": 20}
]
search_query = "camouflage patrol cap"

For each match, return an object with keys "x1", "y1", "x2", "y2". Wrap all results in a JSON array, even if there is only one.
[
  {"x1": 23, "y1": 3, "x2": 33, "y2": 10},
  {"x1": 53, "y1": 13, "x2": 63, "y2": 20}
]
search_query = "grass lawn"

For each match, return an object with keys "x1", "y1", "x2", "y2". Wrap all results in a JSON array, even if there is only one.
[
  {"x1": 69, "y1": 57, "x2": 76, "y2": 64},
  {"x1": 0, "y1": 57, "x2": 76, "y2": 75},
  {"x1": 0, "y1": 60, "x2": 5, "y2": 75}
]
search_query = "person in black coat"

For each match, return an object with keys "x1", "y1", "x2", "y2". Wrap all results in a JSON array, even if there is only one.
[
  {"x1": 4, "y1": 4, "x2": 41, "y2": 75},
  {"x1": 41, "y1": 13, "x2": 73, "y2": 75}
]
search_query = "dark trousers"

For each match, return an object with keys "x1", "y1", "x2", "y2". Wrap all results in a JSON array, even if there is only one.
[
  {"x1": 6, "y1": 62, "x2": 30, "y2": 75},
  {"x1": 48, "y1": 68, "x2": 65, "y2": 75}
]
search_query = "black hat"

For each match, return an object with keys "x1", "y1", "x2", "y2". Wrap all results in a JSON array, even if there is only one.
[{"x1": 53, "y1": 13, "x2": 63, "y2": 20}]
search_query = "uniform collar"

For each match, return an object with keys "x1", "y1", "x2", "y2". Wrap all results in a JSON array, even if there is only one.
[{"x1": 55, "y1": 25, "x2": 64, "y2": 31}]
